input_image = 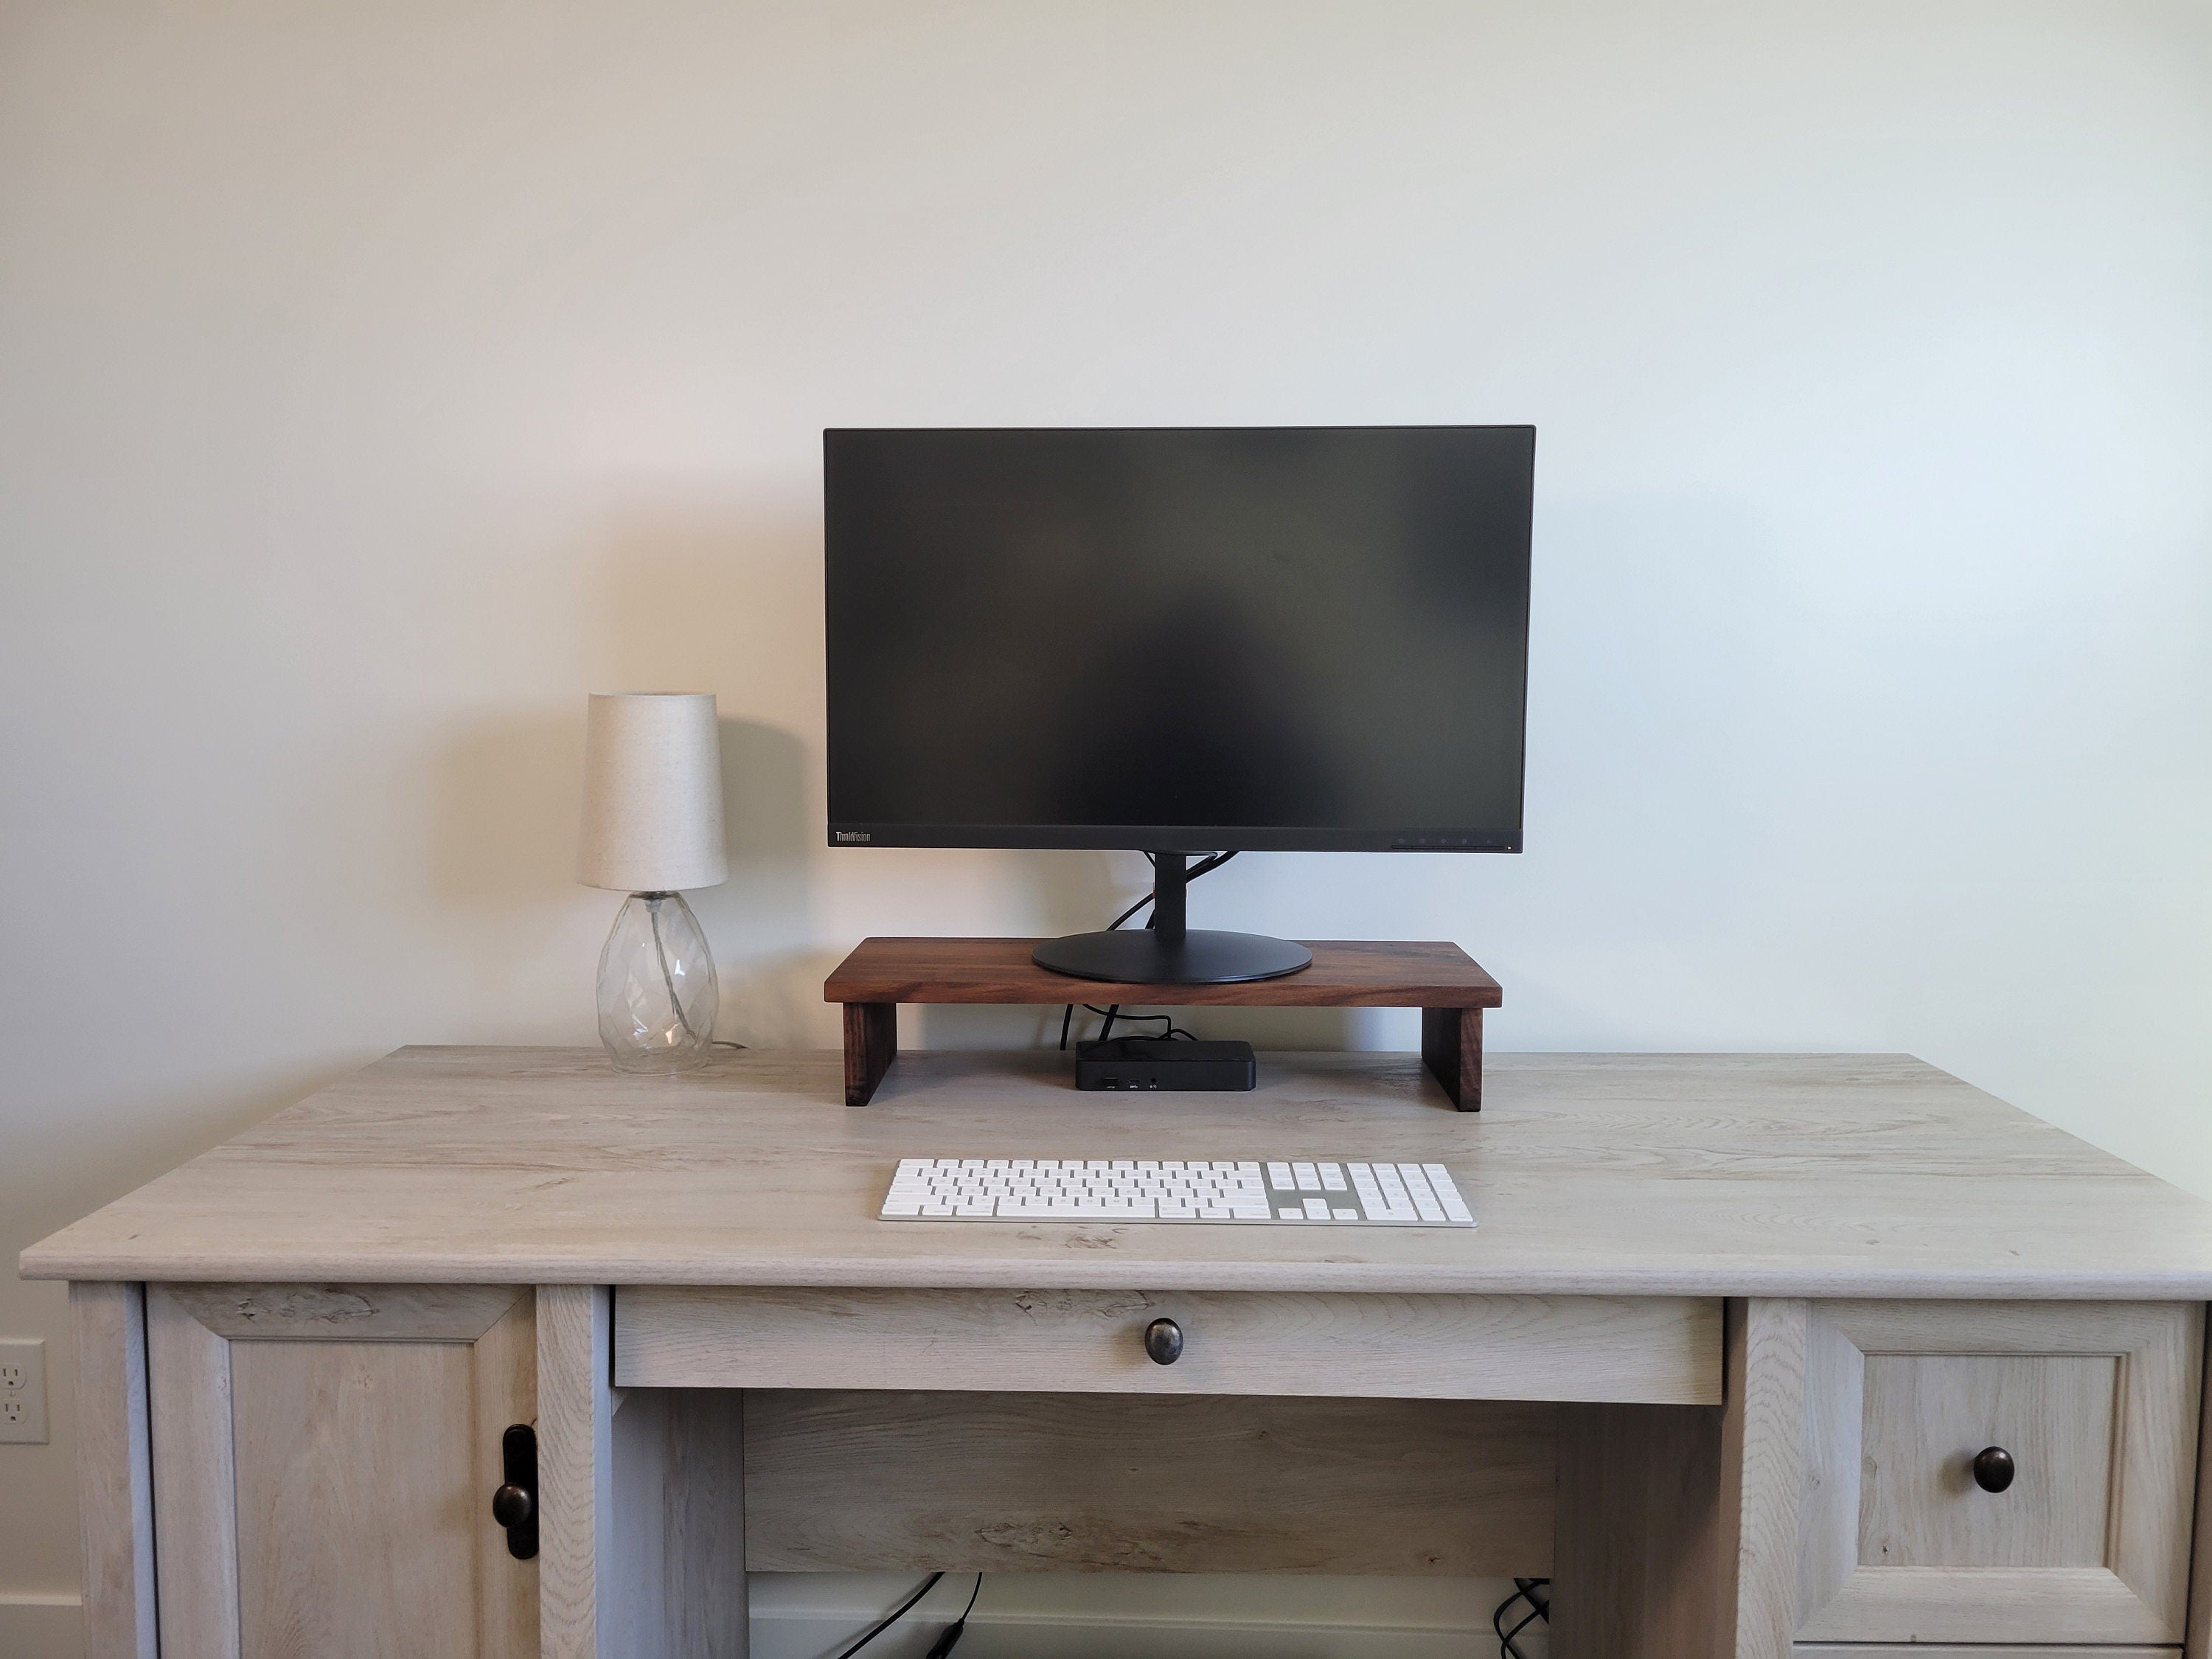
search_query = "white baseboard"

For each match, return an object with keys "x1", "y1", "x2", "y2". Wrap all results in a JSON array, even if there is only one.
[
  {"x1": 753, "y1": 1610, "x2": 1544, "y2": 1659},
  {"x1": 1, "y1": 1584, "x2": 1551, "y2": 1659},
  {"x1": 0, "y1": 1594, "x2": 83, "y2": 1659},
  {"x1": 748, "y1": 1572, "x2": 1545, "y2": 1659}
]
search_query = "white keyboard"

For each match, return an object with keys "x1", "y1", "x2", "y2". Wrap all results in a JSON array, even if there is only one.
[{"x1": 879, "y1": 1158, "x2": 1475, "y2": 1227}]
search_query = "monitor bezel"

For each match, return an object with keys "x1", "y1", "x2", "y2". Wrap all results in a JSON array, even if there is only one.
[{"x1": 822, "y1": 422, "x2": 1533, "y2": 858}]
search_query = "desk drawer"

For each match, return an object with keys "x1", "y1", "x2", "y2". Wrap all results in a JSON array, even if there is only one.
[
  {"x1": 1792, "y1": 1301, "x2": 2201, "y2": 1646},
  {"x1": 613, "y1": 1287, "x2": 1722, "y2": 1403}
]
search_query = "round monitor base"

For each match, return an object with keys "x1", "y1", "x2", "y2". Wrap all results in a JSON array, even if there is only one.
[{"x1": 1032, "y1": 930, "x2": 1313, "y2": 986}]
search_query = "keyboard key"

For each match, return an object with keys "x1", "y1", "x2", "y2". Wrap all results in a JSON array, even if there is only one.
[
  {"x1": 1423, "y1": 1164, "x2": 1475, "y2": 1224},
  {"x1": 1400, "y1": 1164, "x2": 1447, "y2": 1222}
]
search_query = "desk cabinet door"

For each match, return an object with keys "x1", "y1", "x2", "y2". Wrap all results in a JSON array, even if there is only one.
[
  {"x1": 145, "y1": 1284, "x2": 537, "y2": 1659},
  {"x1": 1792, "y1": 1301, "x2": 2199, "y2": 1646}
]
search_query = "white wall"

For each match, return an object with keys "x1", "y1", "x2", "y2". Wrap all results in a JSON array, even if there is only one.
[{"x1": 2, "y1": 0, "x2": 2208, "y2": 1648}]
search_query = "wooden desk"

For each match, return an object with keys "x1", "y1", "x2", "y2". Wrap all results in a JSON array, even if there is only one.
[{"x1": 25, "y1": 1047, "x2": 2212, "y2": 1659}]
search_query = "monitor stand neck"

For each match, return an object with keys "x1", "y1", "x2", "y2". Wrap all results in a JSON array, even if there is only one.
[
  {"x1": 1149, "y1": 852, "x2": 1189, "y2": 945},
  {"x1": 1029, "y1": 850, "x2": 1311, "y2": 986}
]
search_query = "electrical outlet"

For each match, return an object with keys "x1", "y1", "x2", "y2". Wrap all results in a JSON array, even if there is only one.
[{"x1": 0, "y1": 1338, "x2": 48, "y2": 1444}]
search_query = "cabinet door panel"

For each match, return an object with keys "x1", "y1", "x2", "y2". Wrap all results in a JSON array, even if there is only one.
[
  {"x1": 1794, "y1": 1300, "x2": 2198, "y2": 1646},
  {"x1": 1857, "y1": 1350, "x2": 2115, "y2": 1570},
  {"x1": 147, "y1": 1284, "x2": 535, "y2": 1659},
  {"x1": 232, "y1": 1341, "x2": 477, "y2": 1659}
]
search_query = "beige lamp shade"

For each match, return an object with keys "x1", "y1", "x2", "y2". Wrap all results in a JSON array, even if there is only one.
[{"x1": 577, "y1": 692, "x2": 728, "y2": 891}]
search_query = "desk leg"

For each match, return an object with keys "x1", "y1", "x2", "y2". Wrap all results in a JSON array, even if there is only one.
[
  {"x1": 843, "y1": 1001, "x2": 897, "y2": 1106},
  {"x1": 1551, "y1": 1299, "x2": 1799, "y2": 1659},
  {"x1": 1552, "y1": 1400, "x2": 1725, "y2": 1656},
  {"x1": 71, "y1": 1282, "x2": 156, "y2": 1659},
  {"x1": 540, "y1": 1285, "x2": 748, "y2": 1659},
  {"x1": 1420, "y1": 1006, "x2": 1482, "y2": 1110}
]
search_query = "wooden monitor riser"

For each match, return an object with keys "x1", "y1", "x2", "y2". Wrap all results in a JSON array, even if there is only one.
[{"x1": 823, "y1": 936, "x2": 1503, "y2": 1107}]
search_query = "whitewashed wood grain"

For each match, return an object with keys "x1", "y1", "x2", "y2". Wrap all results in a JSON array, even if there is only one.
[
  {"x1": 27, "y1": 1048, "x2": 2212, "y2": 1298},
  {"x1": 472, "y1": 1292, "x2": 540, "y2": 1659},
  {"x1": 1550, "y1": 1399, "x2": 1725, "y2": 1658},
  {"x1": 167, "y1": 1281, "x2": 518, "y2": 1341},
  {"x1": 742, "y1": 1388, "x2": 1554, "y2": 1576},
  {"x1": 614, "y1": 1286, "x2": 1720, "y2": 1403},
  {"x1": 608, "y1": 1389, "x2": 748, "y2": 1658},
  {"x1": 70, "y1": 1283, "x2": 156, "y2": 1659},
  {"x1": 230, "y1": 1338, "x2": 479, "y2": 1659},
  {"x1": 138, "y1": 1281, "x2": 538, "y2": 1659},
  {"x1": 1729, "y1": 1298, "x2": 1807, "y2": 1659},
  {"x1": 2190, "y1": 1315, "x2": 2212, "y2": 1659},
  {"x1": 1793, "y1": 1299, "x2": 2199, "y2": 1646},
  {"x1": 147, "y1": 1285, "x2": 243, "y2": 1659},
  {"x1": 537, "y1": 1284, "x2": 612, "y2": 1659}
]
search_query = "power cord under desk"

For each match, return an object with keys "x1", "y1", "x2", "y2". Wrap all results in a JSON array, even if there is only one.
[{"x1": 832, "y1": 1571, "x2": 983, "y2": 1659}]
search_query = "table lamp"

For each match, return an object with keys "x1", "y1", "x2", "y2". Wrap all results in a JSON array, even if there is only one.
[{"x1": 577, "y1": 692, "x2": 728, "y2": 1072}]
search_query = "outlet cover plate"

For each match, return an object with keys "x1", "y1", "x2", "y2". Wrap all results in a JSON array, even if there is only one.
[{"x1": 0, "y1": 1338, "x2": 49, "y2": 1443}]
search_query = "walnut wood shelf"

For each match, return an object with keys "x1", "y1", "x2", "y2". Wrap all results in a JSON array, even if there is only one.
[{"x1": 823, "y1": 937, "x2": 1503, "y2": 1109}]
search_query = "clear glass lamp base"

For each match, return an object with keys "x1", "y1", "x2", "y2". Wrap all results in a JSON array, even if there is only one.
[{"x1": 597, "y1": 891, "x2": 720, "y2": 1074}]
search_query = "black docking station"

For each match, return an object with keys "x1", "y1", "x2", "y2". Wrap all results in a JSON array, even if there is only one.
[{"x1": 1075, "y1": 1037, "x2": 1256, "y2": 1092}]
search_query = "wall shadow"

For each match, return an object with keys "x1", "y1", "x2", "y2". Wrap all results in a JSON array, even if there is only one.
[
  {"x1": 580, "y1": 505, "x2": 832, "y2": 1045},
  {"x1": 695, "y1": 715, "x2": 823, "y2": 1046}
]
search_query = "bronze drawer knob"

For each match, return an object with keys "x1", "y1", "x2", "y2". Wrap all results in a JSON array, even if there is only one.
[
  {"x1": 1972, "y1": 1445, "x2": 2016, "y2": 1493},
  {"x1": 1144, "y1": 1317, "x2": 1183, "y2": 1365}
]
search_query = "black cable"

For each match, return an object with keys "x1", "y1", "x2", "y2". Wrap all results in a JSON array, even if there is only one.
[
  {"x1": 1057, "y1": 853, "x2": 1239, "y2": 1048},
  {"x1": 1492, "y1": 1577, "x2": 1550, "y2": 1659},
  {"x1": 832, "y1": 1572, "x2": 945, "y2": 1659},
  {"x1": 1105, "y1": 891, "x2": 1156, "y2": 931},
  {"x1": 921, "y1": 1573, "x2": 984, "y2": 1658},
  {"x1": 1084, "y1": 1007, "x2": 1197, "y2": 1040}
]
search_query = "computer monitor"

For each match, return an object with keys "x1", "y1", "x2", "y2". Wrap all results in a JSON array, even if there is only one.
[{"x1": 824, "y1": 425, "x2": 1534, "y2": 984}]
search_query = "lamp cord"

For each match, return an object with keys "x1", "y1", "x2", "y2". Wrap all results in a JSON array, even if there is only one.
[{"x1": 644, "y1": 896, "x2": 705, "y2": 1044}]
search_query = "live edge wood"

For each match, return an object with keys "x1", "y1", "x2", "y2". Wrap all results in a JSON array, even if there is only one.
[{"x1": 826, "y1": 937, "x2": 1503, "y2": 1107}]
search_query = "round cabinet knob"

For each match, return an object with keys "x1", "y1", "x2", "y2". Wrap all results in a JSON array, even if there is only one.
[
  {"x1": 492, "y1": 1483, "x2": 535, "y2": 1528},
  {"x1": 1972, "y1": 1446, "x2": 2016, "y2": 1494},
  {"x1": 1144, "y1": 1317, "x2": 1183, "y2": 1366}
]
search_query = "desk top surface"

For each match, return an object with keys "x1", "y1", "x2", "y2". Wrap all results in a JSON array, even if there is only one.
[{"x1": 24, "y1": 1047, "x2": 2212, "y2": 1297}]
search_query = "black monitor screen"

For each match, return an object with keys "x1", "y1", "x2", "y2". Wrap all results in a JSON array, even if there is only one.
[{"x1": 824, "y1": 425, "x2": 1533, "y2": 852}]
